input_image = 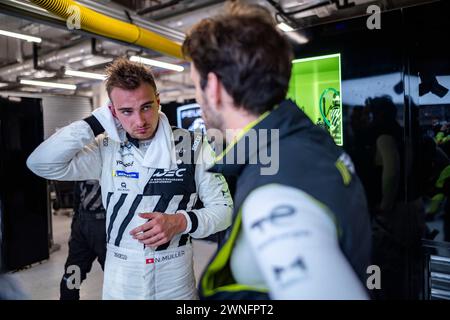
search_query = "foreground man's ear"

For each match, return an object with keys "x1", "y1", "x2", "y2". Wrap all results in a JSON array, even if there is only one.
[{"x1": 206, "y1": 72, "x2": 222, "y2": 111}]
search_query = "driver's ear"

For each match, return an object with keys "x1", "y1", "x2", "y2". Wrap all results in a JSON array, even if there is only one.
[
  {"x1": 156, "y1": 92, "x2": 160, "y2": 108},
  {"x1": 205, "y1": 72, "x2": 221, "y2": 110},
  {"x1": 109, "y1": 104, "x2": 117, "y2": 118}
]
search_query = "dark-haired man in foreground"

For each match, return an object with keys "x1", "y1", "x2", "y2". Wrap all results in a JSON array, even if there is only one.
[{"x1": 183, "y1": 1, "x2": 371, "y2": 299}]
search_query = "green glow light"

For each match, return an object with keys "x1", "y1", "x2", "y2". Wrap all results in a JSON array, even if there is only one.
[{"x1": 287, "y1": 53, "x2": 343, "y2": 146}]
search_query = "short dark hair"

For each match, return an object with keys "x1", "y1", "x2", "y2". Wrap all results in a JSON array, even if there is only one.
[
  {"x1": 105, "y1": 57, "x2": 158, "y2": 98},
  {"x1": 182, "y1": 1, "x2": 293, "y2": 116}
]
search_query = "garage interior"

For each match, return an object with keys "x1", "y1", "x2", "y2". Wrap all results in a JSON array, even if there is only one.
[{"x1": 1, "y1": 0, "x2": 450, "y2": 300}]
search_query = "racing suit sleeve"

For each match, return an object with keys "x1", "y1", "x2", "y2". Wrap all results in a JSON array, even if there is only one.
[
  {"x1": 178, "y1": 139, "x2": 233, "y2": 238},
  {"x1": 26, "y1": 117, "x2": 104, "y2": 181},
  {"x1": 241, "y1": 184, "x2": 369, "y2": 299}
]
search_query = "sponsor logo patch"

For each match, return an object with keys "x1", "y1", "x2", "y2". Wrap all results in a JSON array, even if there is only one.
[
  {"x1": 114, "y1": 252, "x2": 127, "y2": 260},
  {"x1": 116, "y1": 160, "x2": 134, "y2": 167},
  {"x1": 192, "y1": 135, "x2": 202, "y2": 151},
  {"x1": 118, "y1": 142, "x2": 133, "y2": 157},
  {"x1": 250, "y1": 205, "x2": 296, "y2": 232},
  {"x1": 272, "y1": 257, "x2": 308, "y2": 287},
  {"x1": 118, "y1": 181, "x2": 130, "y2": 192},
  {"x1": 113, "y1": 170, "x2": 139, "y2": 179}
]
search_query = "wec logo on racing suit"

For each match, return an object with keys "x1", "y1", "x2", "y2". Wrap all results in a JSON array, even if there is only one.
[
  {"x1": 153, "y1": 168, "x2": 186, "y2": 178},
  {"x1": 148, "y1": 168, "x2": 187, "y2": 184}
]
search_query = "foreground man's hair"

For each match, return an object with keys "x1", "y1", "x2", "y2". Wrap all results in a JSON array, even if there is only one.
[{"x1": 182, "y1": 0, "x2": 293, "y2": 116}]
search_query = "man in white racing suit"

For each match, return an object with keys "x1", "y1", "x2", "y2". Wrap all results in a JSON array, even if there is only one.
[{"x1": 27, "y1": 58, "x2": 233, "y2": 300}]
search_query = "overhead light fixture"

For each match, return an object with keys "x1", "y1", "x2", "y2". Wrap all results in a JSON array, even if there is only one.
[
  {"x1": 277, "y1": 22, "x2": 294, "y2": 32},
  {"x1": 0, "y1": 83, "x2": 8, "y2": 88},
  {"x1": 21, "y1": 87, "x2": 42, "y2": 93},
  {"x1": 33, "y1": 70, "x2": 57, "y2": 78},
  {"x1": 130, "y1": 56, "x2": 184, "y2": 72},
  {"x1": 20, "y1": 79, "x2": 76, "y2": 90},
  {"x1": 0, "y1": 29, "x2": 41, "y2": 43},
  {"x1": 285, "y1": 32, "x2": 309, "y2": 45},
  {"x1": 65, "y1": 69, "x2": 107, "y2": 80},
  {"x1": 82, "y1": 56, "x2": 113, "y2": 68},
  {"x1": 67, "y1": 56, "x2": 87, "y2": 64},
  {"x1": 8, "y1": 96, "x2": 22, "y2": 102},
  {"x1": 9, "y1": 0, "x2": 48, "y2": 13}
]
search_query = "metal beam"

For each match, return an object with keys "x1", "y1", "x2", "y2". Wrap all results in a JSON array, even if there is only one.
[{"x1": 138, "y1": 0, "x2": 183, "y2": 15}]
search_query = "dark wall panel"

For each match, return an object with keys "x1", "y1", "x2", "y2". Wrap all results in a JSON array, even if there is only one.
[
  {"x1": 289, "y1": 0, "x2": 450, "y2": 299},
  {"x1": 0, "y1": 97, "x2": 49, "y2": 270}
]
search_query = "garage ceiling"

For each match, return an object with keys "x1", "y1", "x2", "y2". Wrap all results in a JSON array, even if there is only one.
[{"x1": 0, "y1": 0, "x2": 437, "y2": 98}]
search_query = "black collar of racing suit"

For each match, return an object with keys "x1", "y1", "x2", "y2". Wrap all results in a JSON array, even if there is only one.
[
  {"x1": 125, "y1": 121, "x2": 160, "y2": 149},
  {"x1": 126, "y1": 133, "x2": 140, "y2": 148}
]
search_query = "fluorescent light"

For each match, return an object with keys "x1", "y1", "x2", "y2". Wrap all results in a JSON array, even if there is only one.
[
  {"x1": 20, "y1": 79, "x2": 76, "y2": 90},
  {"x1": 0, "y1": 83, "x2": 8, "y2": 88},
  {"x1": 82, "y1": 56, "x2": 113, "y2": 68},
  {"x1": 21, "y1": 87, "x2": 42, "y2": 93},
  {"x1": 130, "y1": 56, "x2": 184, "y2": 72},
  {"x1": 277, "y1": 22, "x2": 294, "y2": 32},
  {"x1": 9, "y1": 97, "x2": 22, "y2": 102},
  {"x1": 285, "y1": 32, "x2": 309, "y2": 45},
  {"x1": 0, "y1": 29, "x2": 41, "y2": 43},
  {"x1": 9, "y1": 0, "x2": 48, "y2": 13},
  {"x1": 65, "y1": 69, "x2": 106, "y2": 80}
]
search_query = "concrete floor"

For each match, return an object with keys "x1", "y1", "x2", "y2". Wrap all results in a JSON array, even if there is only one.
[{"x1": 12, "y1": 212, "x2": 217, "y2": 300}]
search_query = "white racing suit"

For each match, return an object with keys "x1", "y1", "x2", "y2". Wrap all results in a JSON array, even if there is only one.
[{"x1": 27, "y1": 106, "x2": 233, "y2": 299}]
